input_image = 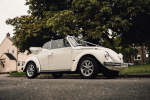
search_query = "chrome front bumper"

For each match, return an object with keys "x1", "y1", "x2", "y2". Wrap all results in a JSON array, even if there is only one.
[{"x1": 104, "y1": 62, "x2": 128, "y2": 71}]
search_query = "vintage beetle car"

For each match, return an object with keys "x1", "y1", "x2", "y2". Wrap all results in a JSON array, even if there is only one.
[{"x1": 22, "y1": 36, "x2": 127, "y2": 79}]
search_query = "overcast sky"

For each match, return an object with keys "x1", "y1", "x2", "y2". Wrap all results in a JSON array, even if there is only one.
[{"x1": 0, "y1": 0, "x2": 28, "y2": 43}]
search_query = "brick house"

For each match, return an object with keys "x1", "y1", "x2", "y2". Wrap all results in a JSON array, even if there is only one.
[
  {"x1": 130, "y1": 46, "x2": 149, "y2": 64},
  {"x1": 0, "y1": 33, "x2": 32, "y2": 73}
]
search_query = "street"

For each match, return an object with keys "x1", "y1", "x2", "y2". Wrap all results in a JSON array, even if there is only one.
[{"x1": 0, "y1": 74, "x2": 150, "y2": 100}]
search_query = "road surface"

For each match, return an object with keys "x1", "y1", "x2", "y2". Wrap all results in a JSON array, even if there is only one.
[{"x1": 0, "y1": 74, "x2": 150, "y2": 100}]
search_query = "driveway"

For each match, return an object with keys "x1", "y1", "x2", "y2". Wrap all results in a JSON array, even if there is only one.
[{"x1": 0, "y1": 74, "x2": 150, "y2": 100}]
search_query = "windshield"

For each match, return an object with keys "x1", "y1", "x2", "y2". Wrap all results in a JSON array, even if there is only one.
[{"x1": 68, "y1": 36, "x2": 98, "y2": 47}]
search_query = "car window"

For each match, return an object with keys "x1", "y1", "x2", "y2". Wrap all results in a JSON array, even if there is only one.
[
  {"x1": 43, "y1": 39, "x2": 70, "y2": 50},
  {"x1": 42, "y1": 41, "x2": 51, "y2": 50},
  {"x1": 51, "y1": 39, "x2": 64, "y2": 49},
  {"x1": 51, "y1": 39, "x2": 70, "y2": 49}
]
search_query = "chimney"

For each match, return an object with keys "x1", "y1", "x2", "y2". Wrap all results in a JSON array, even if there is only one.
[{"x1": 7, "y1": 33, "x2": 10, "y2": 37}]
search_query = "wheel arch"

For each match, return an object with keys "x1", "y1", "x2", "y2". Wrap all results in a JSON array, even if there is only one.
[
  {"x1": 23, "y1": 56, "x2": 41, "y2": 73},
  {"x1": 71, "y1": 53, "x2": 103, "y2": 72},
  {"x1": 23, "y1": 61, "x2": 36, "y2": 72}
]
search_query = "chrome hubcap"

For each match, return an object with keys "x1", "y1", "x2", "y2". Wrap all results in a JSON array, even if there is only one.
[
  {"x1": 27, "y1": 64, "x2": 35, "y2": 77},
  {"x1": 80, "y1": 60, "x2": 94, "y2": 76}
]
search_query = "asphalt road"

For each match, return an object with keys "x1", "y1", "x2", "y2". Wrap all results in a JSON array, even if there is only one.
[{"x1": 0, "y1": 74, "x2": 150, "y2": 100}]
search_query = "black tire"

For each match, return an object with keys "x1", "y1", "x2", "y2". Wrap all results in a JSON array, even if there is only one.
[
  {"x1": 26, "y1": 62, "x2": 38, "y2": 79},
  {"x1": 52, "y1": 73, "x2": 63, "y2": 79},
  {"x1": 102, "y1": 68, "x2": 119, "y2": 78},
  {"x1": 78, "y1": 56, "x2": 99, "y2": 79}
]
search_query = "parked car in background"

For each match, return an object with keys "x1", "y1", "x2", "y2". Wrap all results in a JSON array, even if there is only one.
[{"x1": 22, "y1": 36, "x2": 128, "y2": 79}]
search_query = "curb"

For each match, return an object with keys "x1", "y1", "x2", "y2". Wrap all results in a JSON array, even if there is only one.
[{"x1": 119, "y1": 74, "x2": 150, "y2": 78}]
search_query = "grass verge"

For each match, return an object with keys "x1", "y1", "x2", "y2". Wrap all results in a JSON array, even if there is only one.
[
  {"x1": 9, "y1": 71, "x2": 26, "y2": 77},
  {"x1": 120, "y1": 64, "x2": 150, "y2": 75}
]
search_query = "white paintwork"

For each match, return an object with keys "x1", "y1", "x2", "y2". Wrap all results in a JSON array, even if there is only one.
[
  {"x1": 23, "y1": 36, "x2": 127, "y2": 73},
  {"x1": 30, "y1": 47, "x2": 42, "y2": 55},
  {"x1": 48, "y1": 47, "x2": 72, "y2": 70},
  {"x1": 23, "y1": 56, "x2": 41, "y2": 72}
]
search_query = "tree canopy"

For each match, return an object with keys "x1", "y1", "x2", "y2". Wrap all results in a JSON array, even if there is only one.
[{"x1": 6, "y1": 0, "x2": 150, "y2": 53}]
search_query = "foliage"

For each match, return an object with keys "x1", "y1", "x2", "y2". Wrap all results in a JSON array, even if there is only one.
[
  {"x1": 46, "y1": 10, "x2": 80, "y2": 36},
  {"x1": 121, "y1": 46, "x2": 138, "y2": 62},
  {"x1": 6, "y1": 0, "x2": 150, "y2": 53},
  {"x1": 6, "y1": 16, "x2": 52, "y2": 52},
  {"x1": 25, "y1": 0, "x2": 71, "y2": 17},
  {"x1": 71, "y1": 0, "x2": 150, "y2": 45}
]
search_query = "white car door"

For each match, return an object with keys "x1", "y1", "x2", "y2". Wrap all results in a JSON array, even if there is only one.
[
  {"x1": 47, "y1": 39, "x2": 72, "y2": 71},
  {"x1": 37, "y1": 49, "x2": 51, "y2": 70},
  {"x1": 49, "y1": 47, "x2": 72, "y2": 70}
]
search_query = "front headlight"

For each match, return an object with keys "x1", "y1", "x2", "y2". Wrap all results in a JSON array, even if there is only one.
[{"x1": 118, "y1": 53, "x2": 123, "y2": 60}]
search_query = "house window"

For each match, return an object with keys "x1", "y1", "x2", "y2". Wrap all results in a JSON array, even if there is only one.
[
  {"x1": 134, "y1": 55, "x2": 141, "y2": 60},
  {"x1": 138, "y1": 55, "x2": 141, "y2": 60},
  {"x1": 22, "y1": 61, "x2": 25, "y2": 66},
  {"x1": 0, "y1": 61, "x2": 5, "y2": 68},
  {"x1": 17, "y1": 62, "x2": 20, "y2": 66},
  {"x1": 17, "y1": 61, "x2": 25, "y2": 66}
]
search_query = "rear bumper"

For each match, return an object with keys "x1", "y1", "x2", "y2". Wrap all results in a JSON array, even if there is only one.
[{"x1": 104, "y1": 62, "x2": 128, "y2": 71}]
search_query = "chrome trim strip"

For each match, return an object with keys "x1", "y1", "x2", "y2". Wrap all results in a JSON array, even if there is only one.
[
  {"x1": 104, "y1": 62, "x2": 122, "y2": 66},
  {"x1": 40, "y1": 69, "x2": 71, "y2": 72}
]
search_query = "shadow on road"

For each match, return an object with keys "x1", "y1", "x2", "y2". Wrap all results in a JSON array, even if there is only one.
[
  {"x1": 36, "y1": 74, "x2": 150, "y2": 79},
  {"x1": 3, "y1": 73, "x2": 150, "y2": 79}
]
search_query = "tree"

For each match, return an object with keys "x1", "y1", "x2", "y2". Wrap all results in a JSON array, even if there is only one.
[
  {"x1": 122, "y1": 14, "x2": 150, "y2": 45},
  {"x1": 46, "y1": 10, "x2": 80, "y2": 36},
  {"x1": 6, "y1": 16, "x2": 52, "y2": 52},
  {"x1": 6, "y1": 0, "x2": 150, "y2": 53},
  {"x1": 25, "y1": 0, "x2": 72, "y2": 17},
  {"x1": 71, "y1": 0, "x2": 150, "y2": 45},
  {"x1": 6, "y1": 0, "x2": 73, "y2": 52}
]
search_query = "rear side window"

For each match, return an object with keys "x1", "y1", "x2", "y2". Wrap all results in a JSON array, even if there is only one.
[
  {"x1": 42, "y1": 39, "x2": 71, "y2": 49},
  {"x1": 51, "y1": 39, "x2": 65, "y2": 49},
  {"x1": 42, "y1": 41, "x2": 51, "y2": 50}
]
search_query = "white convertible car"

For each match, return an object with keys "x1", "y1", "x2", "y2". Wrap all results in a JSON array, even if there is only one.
[{"x1": 22, "y1": 36, "x2": 127, "y2": 79}]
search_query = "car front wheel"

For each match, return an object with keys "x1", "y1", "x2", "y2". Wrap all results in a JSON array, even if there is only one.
[
  {"x1": 26, "y1": 62, "x2": 38, "y2": 79},
  {"x1": 78, "y1": 57, "x2": 99, "y2": 79}
]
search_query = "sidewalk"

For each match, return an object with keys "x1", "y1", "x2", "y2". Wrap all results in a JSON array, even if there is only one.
[{"x1": 0, "y1": 73, "x2": 9, "y2": 77}]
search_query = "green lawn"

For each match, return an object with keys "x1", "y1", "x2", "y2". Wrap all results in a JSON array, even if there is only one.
[
  {"x1": 120, "y1": 64, "x2": 150, "y2": 75},
  {"x1": 9, "y1": 71, "x2": 26, "y2": 77}
]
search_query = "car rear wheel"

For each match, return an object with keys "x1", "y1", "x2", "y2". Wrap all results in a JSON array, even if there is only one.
[
  {"x1": 78, "y1": 57, "x2": 99, "y2": 79},
  {"x1": 26, "y1": 62, "x2": 38, "y2": 79}
]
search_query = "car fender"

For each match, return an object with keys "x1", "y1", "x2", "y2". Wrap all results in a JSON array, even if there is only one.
[
  {"x1": 71, "y1": 50, "x2": 106, "y2": 71},
  {"x1": 23, "y1": 55, "x2": 41, "y2": 73}
]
